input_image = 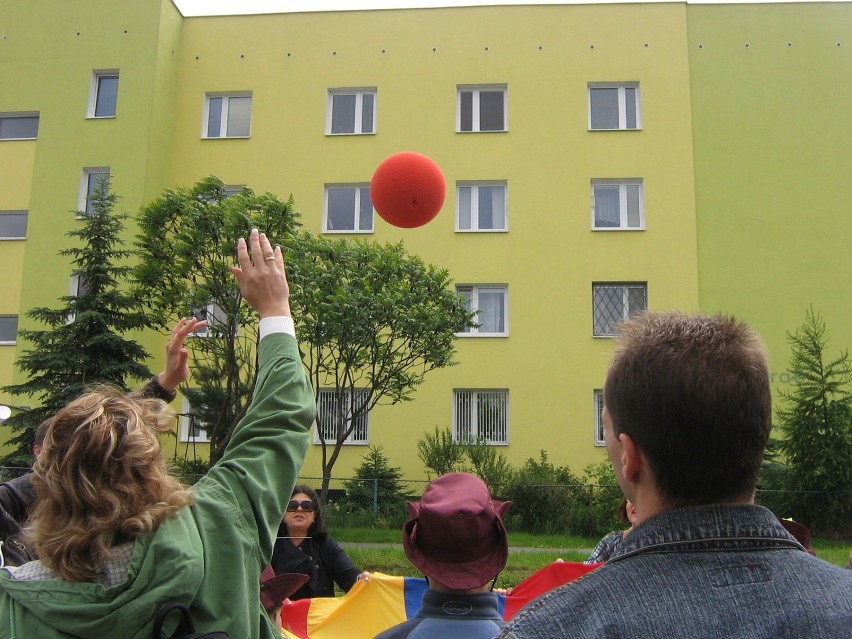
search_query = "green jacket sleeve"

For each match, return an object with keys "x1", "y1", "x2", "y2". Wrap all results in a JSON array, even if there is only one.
[{"x1": 196, "y1": 332, "x2": 315, "y2": 565}]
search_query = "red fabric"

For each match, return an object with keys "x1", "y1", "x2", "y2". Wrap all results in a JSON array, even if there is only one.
[{"x1": 503, "y1": 561, "x2": 601, "y2": 620}]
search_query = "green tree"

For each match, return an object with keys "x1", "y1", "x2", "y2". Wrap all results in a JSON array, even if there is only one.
[
  {"x1": 133, "y1": 176, "x2": 301, "y2": 463},
  {"x1": 286, "y1": 233, "x2": 473, "y2": 498},
  {"x1": 2, "y1": 177, "x2": 151, "y2": 466},
  {"x1": 506, "y1": 451, "x2": 584, "y2": 534},
  {"x1": 342, "y1": 445, "x2": 407, "y2": 525},
  {"x1": 417, "y1": 426, "x2": 465, "y2": 478},
  {"x1": 775, "y1": 308, "x2": 852, "y2": 534}
]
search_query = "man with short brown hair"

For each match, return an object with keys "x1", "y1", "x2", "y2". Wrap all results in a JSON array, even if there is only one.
[{"x1": 500, "y1": 311, "x2": 852, "y2": 638}]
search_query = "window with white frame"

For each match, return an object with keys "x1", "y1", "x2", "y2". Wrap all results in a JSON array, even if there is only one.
[
  {"x1": 457, "y1": 285, "x2": 508, "y2": 336},
  {"x1": 327, "y1": 89, "x2": 376, "y2": 135},
  {"x1": 203, "y1": 93, "x2": 252, "y2": 138},
  {"x1": 66, "y1": 271, "x2": 92, "y2": 324},
  {"x1": 454, "y1": 389, "x2": 508, "y2": 444},
  {"x1": 323, "y1": 185, "x2": 373, "y2": 233},
  {"x1": 0, "y1": 211, "x2": 28, "y2": 239},
  {"x1": 457, "y1": 85, "x2": 507, "y2": 132},
  {"x1": 594, "y1": 389, "x2": 605, "y2": 446},
  {"x1": 588, "y1": 83, "x2": 641, "y2": 130},
  {"x1": 591, "y1": 179, "x2": 644, "y2": 230},
  {"x1": 314, "y1": 388, "x2": 369, "y2": 445},
  {"x1": 0, "y1": 113, "x2": 39, "y2": 140},
  {"x1": 0, "y1": 316, "x2": 18, "y2": 345},
  {"x1": 88, "y1": 70, "x2": 119, "y2": 118},
  {"x1": 457, "y1": 182, "x2": 507, "y2": 231},
  {"x1": 593, "y1": 282, "x2": 647, "y2": 337},
  {"x1": 79, "y1": 168, "x2": 110, "y2": 216},
  {"x1": 180, "y1": 394, "x2": 211, "y2": 443},
  {"x1": 190, "y1": 302, "x2": 231, "y2": 337}
]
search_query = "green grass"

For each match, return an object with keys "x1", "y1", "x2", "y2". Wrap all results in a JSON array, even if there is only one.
[{"x1": 336, "y1": 527, "x2": 851, "y2": 588}]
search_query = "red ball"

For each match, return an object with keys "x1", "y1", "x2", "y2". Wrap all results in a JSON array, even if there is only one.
[{"x1": 370, "y1": 152, "x2": 446, "y2": 228}]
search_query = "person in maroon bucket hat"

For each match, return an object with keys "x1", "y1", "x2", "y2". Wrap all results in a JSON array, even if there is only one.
[{"x1": 374, "y1": 472, "x2": 511, "y2": 639}]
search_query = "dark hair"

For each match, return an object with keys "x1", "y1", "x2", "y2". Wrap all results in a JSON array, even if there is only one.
[
  {"x1": 286, "y1": 484, "x2": 328, "y2": 541},
  {"x1": 34, "y1": 419, "x2": 51, "y2": 448},
  {"x1": 604, "y1": 311, "x2": 771, "y2": 507}
]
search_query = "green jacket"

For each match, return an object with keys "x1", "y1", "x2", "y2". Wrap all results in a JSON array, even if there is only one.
[{"x1": 0, "y1": 332, "x2": 315, "y2": 638}]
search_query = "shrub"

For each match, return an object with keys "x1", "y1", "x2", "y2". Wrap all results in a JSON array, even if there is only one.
[{"x1": 506, "y1": 451, "x2": 584, "y2": 534}]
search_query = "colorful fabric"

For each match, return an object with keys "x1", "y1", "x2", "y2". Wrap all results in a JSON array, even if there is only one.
[{"x1": 279, "y1": 561, "x2": 599, "y2": 639}]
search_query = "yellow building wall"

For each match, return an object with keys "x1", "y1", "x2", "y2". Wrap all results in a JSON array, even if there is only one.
[
  {"x1": 687, "y1": 4, "x2": 852, "y2": 404},
  {"x1": 0, "y1": 0, "x2": 183, "y2": 445},
  {"x1": 172, "y1": 4, "x2": 699, "y2": 479}
]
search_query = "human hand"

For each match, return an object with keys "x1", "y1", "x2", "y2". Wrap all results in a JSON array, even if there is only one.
[
  {"x1": 356, "y1": 571, "x2": 371, "y2": 583},
  {"x1": 230, "y1": 229, "x2": 291, "y2": 318},
  {"x1": 156, "y1": 317, "x2": 207, "y2": 391}
]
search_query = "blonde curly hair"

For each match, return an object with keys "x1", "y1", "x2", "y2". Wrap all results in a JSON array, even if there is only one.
[{"x1": 27, "y1": 386, "x2": 193, "y2": 582}]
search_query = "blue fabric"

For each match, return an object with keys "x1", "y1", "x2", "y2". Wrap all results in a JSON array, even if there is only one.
[{"x1": 500, "y1": 504, "x2": 852, "y2": 639}]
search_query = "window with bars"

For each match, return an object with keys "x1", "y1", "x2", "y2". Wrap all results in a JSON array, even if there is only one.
[
  {"x1": 457, "y1": 285, "x2": 508, "y2": 336},
  {"x1": 457, "y1": 85, "x2": 507, "y2": 132},
  {"x1": 203, "y1": 93, "x2": 252, "y2": 138},
  {"x1": 593, "y1": 283, "x2": 647, "y2": 337},
  {"x1": 454, "y1": 389, "x2": 508, "y2": 444},
  {"x1": 588, "y1": 83, "x2": 641, "y2": 130},
  {"x1": 324, "y1": 185, "x2": 373, "y2": 233},
  {"x1": 314, "y1": 388, "x2": 369, "y2": 445},
  {"x1": 591, "y1": 179, "x2": 644, "y2": 230},
  {"x1": 457, "y1": 182, "x2": 507, "y2": 231},
  {"x1": 594, "y1": 389, "x2": 605, "y2": 446},
  {"x1": 327, "y1": 88, "x2": 376, "y2": 134},
  {"x1": 89, "y1": 71, "x2": 119, "y2": 118}
]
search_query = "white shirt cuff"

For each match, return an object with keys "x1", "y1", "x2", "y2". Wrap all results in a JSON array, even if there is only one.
[{"x1": 259, "y1": 316, "x2": 295, "y2": 340}]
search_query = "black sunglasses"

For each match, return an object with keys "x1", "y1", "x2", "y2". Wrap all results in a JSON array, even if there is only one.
[{"x1": 287, "y1": 499, "x2": 317, "y2": 513}]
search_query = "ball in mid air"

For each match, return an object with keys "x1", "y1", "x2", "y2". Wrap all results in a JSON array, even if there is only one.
[{"x1": 370, "y1": 152, "x2": 446, "y2": 228}]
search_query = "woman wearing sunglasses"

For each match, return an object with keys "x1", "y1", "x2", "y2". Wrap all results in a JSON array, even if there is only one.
[{"x1": 270, "y1": 484, "x2": 369, "y2": 599}]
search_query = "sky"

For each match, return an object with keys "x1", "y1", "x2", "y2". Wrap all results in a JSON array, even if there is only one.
[{"x1": 174, "y1": 0, "x2": 842, "y2": 17}]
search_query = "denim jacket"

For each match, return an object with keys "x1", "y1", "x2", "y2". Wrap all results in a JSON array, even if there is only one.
[{"x1": 500, "y1": 504, "x2": 852, "y2": 639}]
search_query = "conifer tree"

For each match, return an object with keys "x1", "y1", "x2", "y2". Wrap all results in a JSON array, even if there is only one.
[
  {"x1": 776, "y1": 307, "x2": 852, "y2": 534},
  {"x1": 1, "y1": 177, "x2": 151, "y2": 466}
]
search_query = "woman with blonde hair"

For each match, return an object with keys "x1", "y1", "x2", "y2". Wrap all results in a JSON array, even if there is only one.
[{"x1": 0, "y1": 229, "x2": 316, "y2": 639}]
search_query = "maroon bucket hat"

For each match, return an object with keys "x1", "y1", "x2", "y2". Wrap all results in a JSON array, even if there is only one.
[{"x1": 402, "y1": 472, "x2": 511, "y2": 590}]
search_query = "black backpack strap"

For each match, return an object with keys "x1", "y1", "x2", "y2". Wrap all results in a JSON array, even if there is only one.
[{"x1": 153, "y1": 603, "x2": 195, "y2": 639}]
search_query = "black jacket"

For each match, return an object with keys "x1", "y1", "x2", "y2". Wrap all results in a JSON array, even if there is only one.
[{"x1": 270, "y1": 525, "x2": 361, "y2": 599}]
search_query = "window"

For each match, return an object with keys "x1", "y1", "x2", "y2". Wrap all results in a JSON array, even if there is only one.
[
  {"x1": 79, "y1": 168, "x2": 110, "y2": 216},
  {"x1": 591, "y1": 179, "x2": 644, "y2": 230},
  {"x1": 180, "y1": 394, "x2": 211, "y2": 443},
  {"x1": 89, "y1": 71, "x2": 119, "y2": 118},
  {"x1": 0, "y1": 316, "x2": 18, "y2": 345},
  {"x1": 327, "y1": 89, "x2": 376, "y2": 134},
  {"x1": 66, "y1": 272, "x2": 93, "y2": 324},
  {"x1": 314, "y1": 388, "x2": 369, "y2": 445},
  {"x1": 457, "y1": 182, "x2": 507, "y2": 231},
  {"x1": 0, "y1": 113, "x2": 39, "y2": 140},
  {"x1": 457, "y1": 85, "x2": 507, "y2": 132},
  {"x1": 593, "y1": 283, "x2": 647, "y2": 337},
  {"x1": 588, "y1": 83, "x2": 641, "y2": 130},
  {"x1": 190, "y1": 302, "x2": 231, "y2": 337},
  {"x1": 594, "y1": 389, "x2": 605, "y2": 446},
  {"x1": 323, "y1": 185, "x2": 373, "y2": 233},
  {"x1": 454, "y1": 389, "x2": 508, "y2": 444},
  {"x1": 457, "y1": 285, "x2": 508, "y2": 336},
  {"x1": 203, "y1": 93, "x2": 252, "y2": 138},
  {"x1": 0, "y1": 211, "x2": 27, "y2": 239}
]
